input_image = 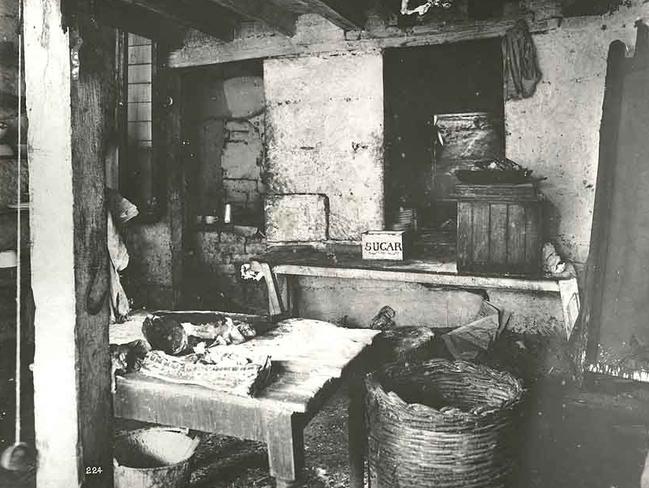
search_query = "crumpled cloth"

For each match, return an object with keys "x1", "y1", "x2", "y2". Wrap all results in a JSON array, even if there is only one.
[
  {"x1": 106, "y1": 189, "x2": 138, "y2": 323},
  {"x1": 502, "y1": 19, "x2": 542, "y2": 100}
]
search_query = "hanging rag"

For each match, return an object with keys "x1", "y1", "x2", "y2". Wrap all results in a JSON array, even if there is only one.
[
  {"x1": 106, "y1": 189, "x2": 138, "y2": 323},
  {"x1": 502, "y1": 19, "x2": 542, "y2": 100}
]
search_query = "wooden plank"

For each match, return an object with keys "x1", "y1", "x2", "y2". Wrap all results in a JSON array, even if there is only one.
[
  {"x1": 168, "y1": 17, "x2": 560, "y2": 68},
  {"x1": 524, "y1": 203, "x2": 541, "y2": 269},
  {"x1": 24, "y1": 2, "x2": 81, "y2": 485},
  {"x1": 506, "y1": 204, "x2": 526, "y2": 265},
  {"x1": 471, "y1": 202, "x2": 490, "y2": 265},
  {"x1": 115, "y1": 370, "x2": 318, "y2": 417},
  {"x1": 205, "y1": 0, "x2": 297, "y2": 36},
  {"x1": 579, "y1": 41, "x2": 628, "y2": 369},
  {"x1": 259, "y1": 261, "x2": 285, "y2": 315},
  {"x1": 489, "y1": 203, "x2": 508, "y2": 265},
  {"x1": 25, "y1": 3, "x2": 114, "y2": 487},
  {"x1": 264, "y1": 412, "x2": 305, "y2": 487},
  {"x1": 456, "y1": 201, "x2": 472, "y2": 270},
  {"x1": 270, "y1": 263, "x2": 562, "y2": 292},
  {"x1": 119, "y1": 0, "x2": 236, "y2": 40},
  {"x1": 70, "y1": 16, "x2": 116, "y2": 487},
  {"x1": 348, "y1": 374, "x2": 365, "y2": 488},
  {"x1": 114, "y1": 374, "x2": 274, "y2": 435},
  {"x1": 95, "y1": 0, "x2": 187, "y2": 46},
  {"x1": 155, "y1": 58, "x2": 185, "y2": 306},
  {"x1": 589, "y1": 25, "x2": 649, "y2": 380},
  {"x1": 300, "y1": 0, "x2": 367, "y2": 30}
]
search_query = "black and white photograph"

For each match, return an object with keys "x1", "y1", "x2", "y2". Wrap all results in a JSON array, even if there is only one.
[{"x1": 1, "y1": 0, "x2": 649, "y2": 487}]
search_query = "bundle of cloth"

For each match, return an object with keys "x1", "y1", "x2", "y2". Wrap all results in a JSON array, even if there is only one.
[{"x1": 110, "y1": 313, "x2": 272, "y2": 397}]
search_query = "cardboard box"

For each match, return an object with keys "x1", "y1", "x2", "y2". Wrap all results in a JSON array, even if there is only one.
[{"x1": 362, "y1": 231, "x2": 405, "y2": 260}]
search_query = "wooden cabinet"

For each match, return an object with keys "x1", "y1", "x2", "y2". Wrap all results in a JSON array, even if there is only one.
[{"x1": 456, "y1": 184, "x2": 542, "y2": 275}]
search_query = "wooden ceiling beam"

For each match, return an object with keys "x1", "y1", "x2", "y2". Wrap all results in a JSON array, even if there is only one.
[
  {"x1": 94, "y1": 0, "x2": 187, "y2": 47},
  {"x1": 205, "y1": 0, "x2": 297, "y2": 36},
  {"x1": 300, "y1": 0, "x2": 367, "y2": 30},
  {"x1": 119, "y1": 0, "x2": 236, "y2": 41}
]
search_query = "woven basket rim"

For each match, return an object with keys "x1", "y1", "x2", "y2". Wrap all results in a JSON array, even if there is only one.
[{"x1": 366, "y1": 359, "x2": 524, "y2": 421}]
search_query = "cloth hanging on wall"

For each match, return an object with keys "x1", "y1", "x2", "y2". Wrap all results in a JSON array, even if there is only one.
[
  {"x1": 106, "y1": 189, "x2": 139, "y2": 323},
  {"x1": 502, "y1": 19, "x2": 542, "y2": 100}
]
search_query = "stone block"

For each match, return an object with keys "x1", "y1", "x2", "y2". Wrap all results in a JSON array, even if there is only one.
[
  {"x1": 265, "y1": 193, "x2": 328, "y2": 243},
  {"x1": 222, "y1": 120, "x2": 263, "y2": 180},
  {"x1": 264, "y1": 52, "x2": 384, "y2": 240}
]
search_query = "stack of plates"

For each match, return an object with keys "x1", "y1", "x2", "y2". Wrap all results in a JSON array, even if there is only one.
[{"x1": 389, "y1": 208, "x2": 417, "y2": 232}]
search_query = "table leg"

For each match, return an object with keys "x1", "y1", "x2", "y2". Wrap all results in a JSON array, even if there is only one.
[
  {"x1": 349, "y1": 376, "x2": 366, "y2": 488},
  {"x1": 265, "y1": 412, "x2": 305, "y2": 487}
]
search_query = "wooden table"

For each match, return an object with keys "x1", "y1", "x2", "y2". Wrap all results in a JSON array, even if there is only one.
[{"x1": 111, "y1": 315, "x2": 379, "y2": 488}]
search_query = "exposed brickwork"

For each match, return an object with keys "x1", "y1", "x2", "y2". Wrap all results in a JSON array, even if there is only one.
[{"x1": 194, "y1": 230, "x2": 268, "y2": 313}]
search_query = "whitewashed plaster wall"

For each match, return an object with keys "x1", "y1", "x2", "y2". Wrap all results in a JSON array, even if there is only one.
[
  {"x1": 264, "y1": 51, "x2": 384, "y2": 241},
  {"x1": 506, "y1": 3, "x2": 649, "y2": 264}
]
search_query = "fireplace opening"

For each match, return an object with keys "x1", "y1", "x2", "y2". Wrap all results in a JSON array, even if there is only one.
[{"x1": 383, "y1": 39, "x2": 504, "y2": 260}]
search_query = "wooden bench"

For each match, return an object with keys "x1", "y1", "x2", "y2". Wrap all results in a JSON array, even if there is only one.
[{"x1": 112, "y1": 315, "x2": 378, "y2": 488}]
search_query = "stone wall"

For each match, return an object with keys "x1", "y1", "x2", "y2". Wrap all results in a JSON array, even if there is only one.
[
  {"x1": 127, "y1": 4, "x2": 649, "y2": 332},
  {"x1": 126, "y1": 66, "x2": 268, "y2": 311},
  {"x1": 264, "y1": 51, "x2": 384, "y2": 242},
  {"x1": 506, "y1": 3, "x2": 648, "y2": 264},
  {"x1": 191, "y1": 229, "x2": 268, "y2": 313}
]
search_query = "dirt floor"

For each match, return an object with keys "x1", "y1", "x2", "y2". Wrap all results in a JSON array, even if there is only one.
[{"x1": 2, "y1": 333, "x2": 649, "y2": 488}]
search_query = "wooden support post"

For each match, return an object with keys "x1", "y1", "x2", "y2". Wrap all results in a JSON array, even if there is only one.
[
  {"x1": 348, "y1": 373, "x2": 367, "y2": 488},
  {"x1": 264, "y1": 412, "x2": 305, "y2": 488},
  {"x1": 155, "y1": 51, "x2": 185, "y2": 307},
  {"x1": 256, "y1": 261, "x2": 285, "y2": 316},
  {"x1": 24, "y1": 1, "x2": 115, "y2": 487}
]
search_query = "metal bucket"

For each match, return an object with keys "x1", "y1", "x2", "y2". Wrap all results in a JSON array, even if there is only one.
[{"x1": 113, "y1": 427, "x2": 199, "y2": 488}]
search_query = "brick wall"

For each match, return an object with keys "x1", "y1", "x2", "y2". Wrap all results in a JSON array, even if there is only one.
[{"x1": 190, "y1": 230, "x2": 268, "y2": 314}]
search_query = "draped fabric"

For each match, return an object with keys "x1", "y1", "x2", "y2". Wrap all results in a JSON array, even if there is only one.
[{"x1": 502, "y1": 19, "x2": 542, "y2": 100}]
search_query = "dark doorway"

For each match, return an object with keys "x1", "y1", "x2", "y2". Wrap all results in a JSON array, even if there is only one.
[{"x1": 383, "y1": 39, "x2": 504, "y2": 256}]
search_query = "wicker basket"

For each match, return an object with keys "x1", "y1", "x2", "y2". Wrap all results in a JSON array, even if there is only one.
[{"x1": 365, "y1": 359, "x2": 524, "y2": 488}]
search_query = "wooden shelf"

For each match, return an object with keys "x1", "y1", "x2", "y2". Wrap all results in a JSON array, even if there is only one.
[
  {"x1": 252, "y1": 247, "x2": 564, "y2": 293},
  {"x1": 271, "y1": 263, "x2": 561, "y2": 292}
]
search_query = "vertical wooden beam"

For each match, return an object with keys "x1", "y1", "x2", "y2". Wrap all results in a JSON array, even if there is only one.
[
  {"x1": 155, "y1": 49, "x2": 185, "y2": 307},
  {"x1": 70, "y1": 14, "x2": 115, "y2": 488},
  {"x1": 24, "y1": 1, "x2": 79, "y2": 486},
  {"x1": 24, "y1": 1, "x2": 114, "y2": 487}
]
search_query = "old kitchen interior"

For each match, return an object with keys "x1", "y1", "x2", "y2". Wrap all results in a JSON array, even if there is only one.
[{"x1": 4, "y1": 0, "x2": 649, "y2": 487}]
